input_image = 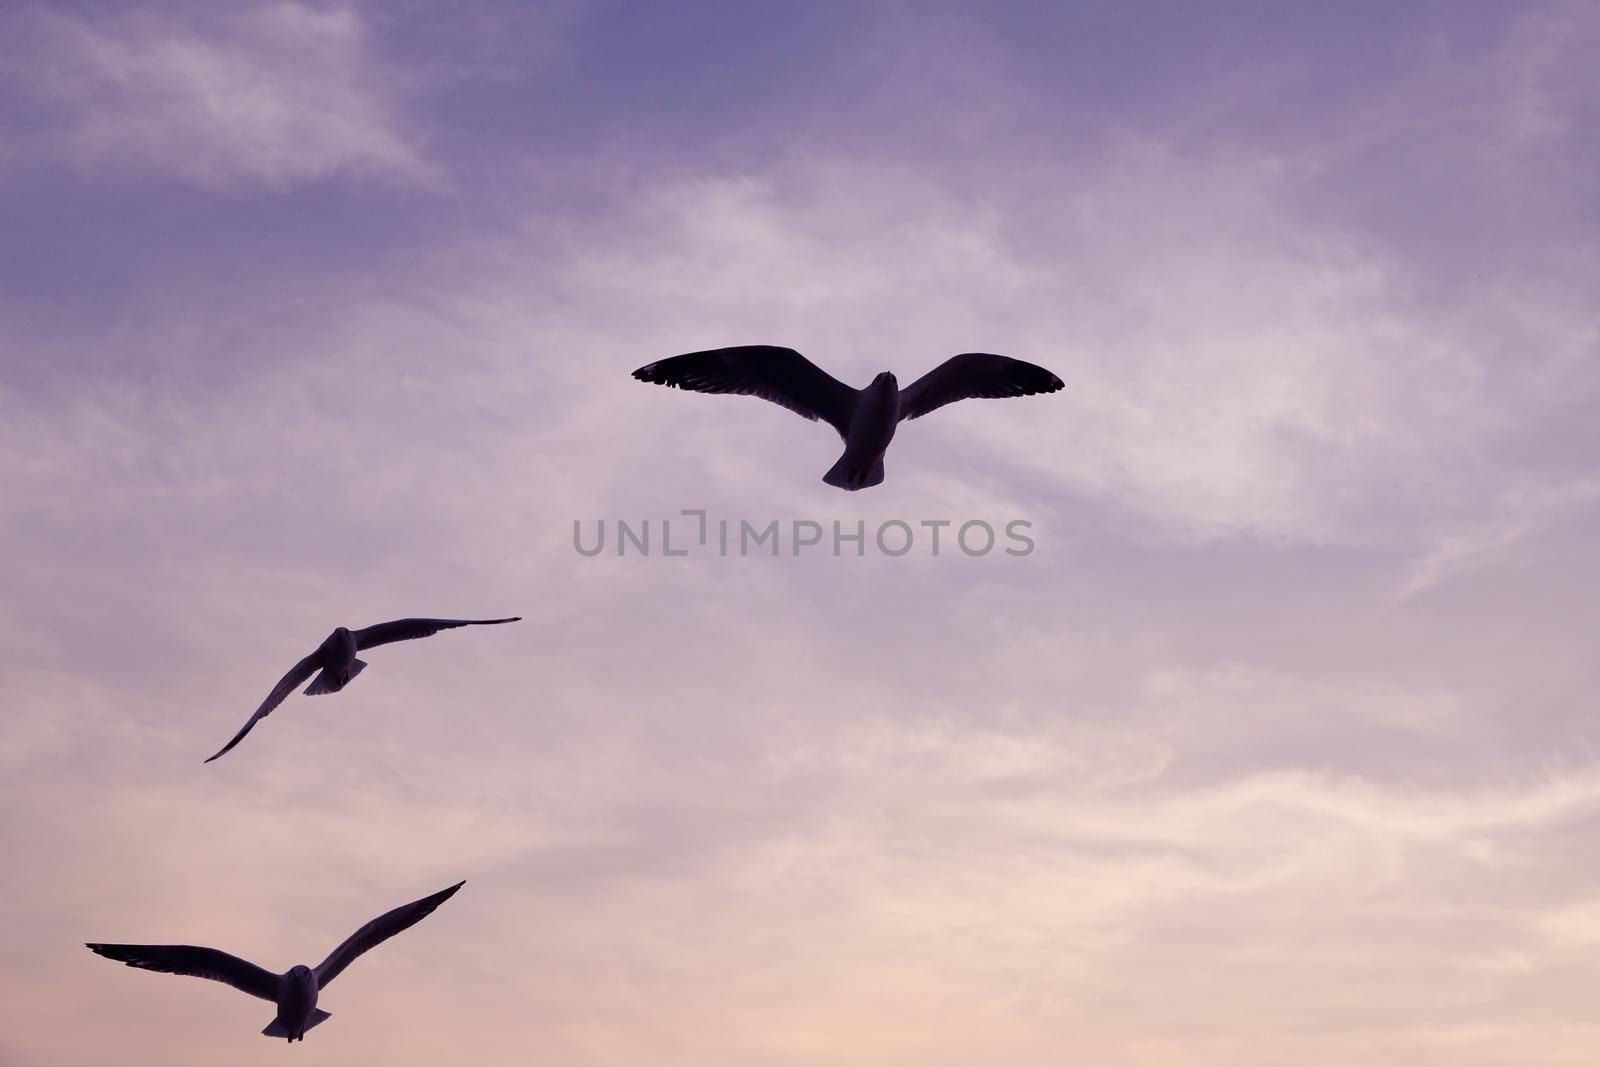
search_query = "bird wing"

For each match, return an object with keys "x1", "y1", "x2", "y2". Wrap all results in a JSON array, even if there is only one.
[
  {"x1": 85, "y1": 944, "x2": 281, "y2": 1002},
  {"x1": 897, "y1": 353, "x2": 1064, "y2": 421},
  {"x1": 632, "y1": 346, "x2": 858, "y2": 439},
  {"x1": 313, "y1": 881, "x2": 466, "y2": 988},
  {"x1": 204, "y1": 652, "x2": 322, "y2": 763},
  {"x1": 352, "y1": 617, "x2": 521, "y2": 652}
]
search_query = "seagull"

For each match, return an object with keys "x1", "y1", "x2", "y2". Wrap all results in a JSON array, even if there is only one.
[
  {"x1": 205, "y1": 617, "x2": 521, "y2": 762},
  {"x1": 86, "y1": 880, "x2": 465, "y2": 1042},
  {"x1": 632, "y1": 346, "x2": 1064, "y2": 489}
]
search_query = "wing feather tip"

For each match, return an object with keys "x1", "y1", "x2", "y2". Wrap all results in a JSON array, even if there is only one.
[{"x1": 427, "y1": 880, "x2": 467, "y2": 907}]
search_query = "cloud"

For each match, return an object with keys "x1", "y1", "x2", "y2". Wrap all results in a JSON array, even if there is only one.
[
  {"x1": 0, "y1": 3, "x2": 432, "y2": 189},
  {"x1": 1397, "y1": 480, "x2": 1600, "y2": 600},
  {"x1": 490, "y1": 145, "x2": 1580, "y2": 549}
]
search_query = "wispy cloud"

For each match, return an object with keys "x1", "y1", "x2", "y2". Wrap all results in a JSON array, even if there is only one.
[
  {"x1": 0, "y1": 3, "x2": 433, "y2": 189},
  {"x1": 504, "y1": 146, "x2": 1582, "y2": 548},
  {"x1": 1397, "y1": 480, "x2": 1600, "y2": 601}
]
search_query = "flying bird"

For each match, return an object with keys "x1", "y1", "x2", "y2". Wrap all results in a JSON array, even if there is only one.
[
  {"x1": 632, "y1": 346, "x2": 1064, "y2": 489},
  {"x1": 205, "y1": 617, "x2": 521, "y2": 762},
  {"x1": 86, "y1": 880, "x2": 465, "y2": 1042}
]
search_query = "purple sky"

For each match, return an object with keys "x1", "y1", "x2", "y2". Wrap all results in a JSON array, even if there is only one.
[{"x1": 2, "y1": 2, "x2": 1598, "y2": 1064}]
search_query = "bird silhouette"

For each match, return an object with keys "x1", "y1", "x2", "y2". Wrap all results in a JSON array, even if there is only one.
[
  {"x1": 86, "y1": 881, "x2": 465, "y2": 1042},
  {"x1": 204, "y1": 617, "x2": 520, "y2": 762},
  {"x1": 633, "y1": 346, "x2": 1064, "y2": 489}
]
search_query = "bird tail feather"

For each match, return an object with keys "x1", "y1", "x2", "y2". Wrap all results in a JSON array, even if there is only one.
[
  {"x1": 261, "y1": 1010, "x2": 331, "y2": 1040},
  {"x1": 303, "y1": 660, "x2": 367, "y2": 696},
  {"x1": 822, "y1": 456, "x2": 885, "y2": 491}
]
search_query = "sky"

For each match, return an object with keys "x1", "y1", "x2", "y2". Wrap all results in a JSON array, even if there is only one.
[{"x1": 1, "y1": 1, "x2": 1598, "y2": 1063}]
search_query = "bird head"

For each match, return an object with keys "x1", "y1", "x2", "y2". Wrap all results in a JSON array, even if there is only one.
[
  {"x1": 289, "y1": 964, "x2": 312, "y2": 978},
  {"x1": 874, "y1": 371, "x2": 898, "y2": 388}
]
